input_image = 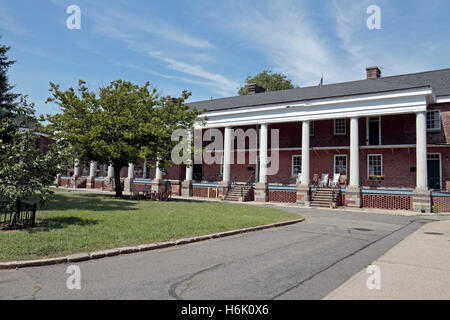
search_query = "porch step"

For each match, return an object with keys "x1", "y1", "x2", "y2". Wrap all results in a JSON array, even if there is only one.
[
  {"x1": 224, "y1": 185, "x2": 253, "y2": 201},
  {"x1": 310, "y1": 187, "x2": 340, "y2": 208}
]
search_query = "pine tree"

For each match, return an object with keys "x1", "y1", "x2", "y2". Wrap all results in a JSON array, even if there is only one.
[
  {"x1": 0, "y1": 37, "x2": 21, "y2": 144},
  {"x1": 0, "y1": 37, "x2": 19, "y2": 116}
]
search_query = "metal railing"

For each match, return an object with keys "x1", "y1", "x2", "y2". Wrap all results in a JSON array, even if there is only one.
[{"x1": 0, "y1": 200, "x2": 37, "y2": 230}]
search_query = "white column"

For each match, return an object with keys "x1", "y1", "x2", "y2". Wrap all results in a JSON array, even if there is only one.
[
  {"x1": 107, "y1": 165, "x2": 114, "y2": 178},
  {"x1": 186, "y1": 164, "x2": 193, "y2": 181},
  {"x1": 74, "y1": 159, "x2": 80, "y2": 177},
  {"x1": 349, "y1": 117, "x2": 360, "y2": 187},
  {"x1": 301, "y1": 121, "x2": 310, "y2": 185},
  {"x1": 416, "y1": 111, "x2": 428, "y2": 190},
  {"x1": 223, "y1": 126, "x2": 232, "y2": 183},
  {"x1": 185, "y1": 130, "x2": 193, "y2": 181},
  {"x1": 259, "y1": 123, "x2": 268, "y2": 184},
  {"x1": 155, "y1": 162, "x2": 163, "y2": 180},
  {"x1": 89, "y1": 162, "x2": 97, "y2": 177},
  {"x1": 128, "y1": 163, "x2": 135, "y2": 179}
]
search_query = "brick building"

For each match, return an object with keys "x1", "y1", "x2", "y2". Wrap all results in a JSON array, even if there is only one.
[{"x1": 61, "y1": 67, "x2": 450, "y2": 213}]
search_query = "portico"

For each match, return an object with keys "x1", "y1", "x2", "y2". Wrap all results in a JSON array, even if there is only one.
[{"x1": 185, "y1": 85, "x2": 435, "y2": 212}]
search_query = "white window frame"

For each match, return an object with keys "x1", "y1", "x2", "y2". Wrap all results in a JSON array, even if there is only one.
[
  {"x1": 334, "y1": 118, "x2": 346, "y2": 135},
  {"x1": 367, "y1": 154, "x2": 383, "y2": 178},
  {"x1": 426, "y1": 110, "x2": 441, "y2": 132},
  {"x1": 334, "y1": 154, "x2": 348, "y2": 175},
  {"x1": 291, "y1": 155, "x2": 302, "y2": 178}
]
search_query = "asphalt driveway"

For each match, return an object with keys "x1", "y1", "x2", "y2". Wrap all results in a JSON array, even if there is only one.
[{"x1": 0, "y1": 207, "x2": 444, "y2": 300}]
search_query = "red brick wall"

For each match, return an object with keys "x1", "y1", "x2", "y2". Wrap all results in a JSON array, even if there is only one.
[
  {"x1": 362, "y1": 194, "x2": 412, "y2": 210},
  {"x1": 432, "y1": 196, "x2": 450, "y2": 212},
  {"x1": 193, "y1": 186, "x2": 210, "y2": 198},
  {"x1": 60, "y1": 177, "x2": 71, "y2": 187},
  {"x1": 94, "y1": 180, "x2": 104, "y2": 189},
  {"x1": 428, "y1": 103, "x2": 450, "y2": 144},
  {"x1": 35, "y1": 135, "x2": 54, "y2": 154},
  {"x1": 268, "y1": 190, "x2": 296, "y2": 203}
]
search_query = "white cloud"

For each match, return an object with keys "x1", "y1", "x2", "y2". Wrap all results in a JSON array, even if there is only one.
[
  {"x1": 202, "y1": 0, "x2": 346, "y2": 86},
  {"x1": 331, "y1": 0, "x2": 431, "y2": 77},
  {"x1": 0, "y1": 4, "x2": 27, "y2": 35},
  {"x1": 91, "y1": 9, "x2": 215, "y2": 50}
]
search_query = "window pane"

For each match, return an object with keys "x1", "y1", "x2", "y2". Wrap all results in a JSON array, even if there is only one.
[
  {"x1": 292, "y1": 156, "x2": 302, "y2": 176},
  {"x1": 368, "y1": 155, "x2": 382, "y2": 176},
  {"x1": 334, "y1": 119, "x2": 346, "y2": 135},
  {"x1": 334, "y1": 155, "x2": 347, "y2": 174},
  {"x1": 427, "y1": 111, "x2": 440, "y2": 130}
]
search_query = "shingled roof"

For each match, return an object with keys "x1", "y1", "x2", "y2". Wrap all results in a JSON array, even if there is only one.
[{"x1": 188, "y1": 68, "x2": 450, "y2": 112}]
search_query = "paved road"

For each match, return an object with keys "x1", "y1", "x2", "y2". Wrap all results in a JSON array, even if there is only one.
[{"x1": 0, "y1": 207, "x2": 445, "y2": 300}]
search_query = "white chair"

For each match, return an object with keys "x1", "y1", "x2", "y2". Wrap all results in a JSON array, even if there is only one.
[
  {"x1": 329, "y1": 173, "x2": 340, "y2": 188},
  {"x1": 319, "y1": 173, "x2": 329, "y2": 187}
]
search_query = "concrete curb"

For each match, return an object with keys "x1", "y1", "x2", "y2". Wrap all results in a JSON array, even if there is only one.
[{"x1": 0, "y1": 218, "x2": 304, "y2": 270}]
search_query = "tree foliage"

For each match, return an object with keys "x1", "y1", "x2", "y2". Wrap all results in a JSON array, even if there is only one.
[
  {"x1": 0, "y1": 37, "x2": 20, "y2": 143},
  {"x1": 0, "y1": 101, "x2": 64, "y2": 204},
  {"x1": 0, "y1": 38, "x2": 64, "y2": 204},
  {"x1": 43, "y1": 80, "x2": 203, "y2": 197},
  {"x1": 238, "y1": 70, "x2": 296, "y2": 95}
]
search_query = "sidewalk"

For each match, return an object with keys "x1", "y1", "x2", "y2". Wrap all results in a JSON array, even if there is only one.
[{"x1": 324, "y1": 220, "x2": 450, "y2": 300}]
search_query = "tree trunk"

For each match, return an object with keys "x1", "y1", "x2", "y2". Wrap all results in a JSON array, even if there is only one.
[{"x1": 113, "y1": 165, "x2": 123, "y2": 198}]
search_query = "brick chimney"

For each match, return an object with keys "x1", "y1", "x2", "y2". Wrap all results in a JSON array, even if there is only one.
[
  {"x1": 248, "y1": 83, "x2": 266, "y2": 94},
  {"x1": 366, "y1": 66, "x2": 381, "y2": 79}
]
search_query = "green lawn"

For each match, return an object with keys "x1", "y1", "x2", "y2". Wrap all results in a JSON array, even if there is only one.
[{"x1": 0, "y1": 191, "x2": 300, "y2": 262}]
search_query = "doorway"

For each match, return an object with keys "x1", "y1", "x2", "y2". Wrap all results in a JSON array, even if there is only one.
[
  {"x1": 193, "y1": 164, "x2": 203, "y2": 182},
  {"x1": 427, "y1": 154, "x2": 441, "y2": 189},
  {"x1": 367, "y1": 117, "x2": 380, "y2": 145}
]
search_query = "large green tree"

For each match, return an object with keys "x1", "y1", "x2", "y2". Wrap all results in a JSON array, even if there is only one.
[
  {"x1": 238, "y1": 70, "x2": 296, "y2": 95},
  {"x1": 43, "y1": 80, "x2": 202, "y2": 198}
]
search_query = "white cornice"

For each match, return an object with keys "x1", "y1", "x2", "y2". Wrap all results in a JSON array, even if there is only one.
[
  {"x1": 196, "y1": 87, "x2": 433, "y2": 129},
  {"x1": 436, "y1": 95, "x2": 450, "y2": 103}
]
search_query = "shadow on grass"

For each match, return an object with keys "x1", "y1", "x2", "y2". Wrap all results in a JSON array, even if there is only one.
[
  {"x1": 168, "y1": 198, "x2": 211, "y2": 204},
  {"x1": 29, "y1": 216, "x2": 99, "y2": 233},
  {"x1": 39, "y1": 193, "x2": 138, "y2": 212}
]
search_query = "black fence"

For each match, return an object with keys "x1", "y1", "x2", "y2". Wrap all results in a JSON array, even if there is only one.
[{"x1": 0, "y1": 200, "x2": 37, "y2": 230}]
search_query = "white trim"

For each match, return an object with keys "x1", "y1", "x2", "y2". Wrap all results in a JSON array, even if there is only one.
[
  {"x1": 291, "y1": 155, "x2": 302, "y2": 178},
  {"x1": 334, "y1": 154, "x2": 348, "y2": 175},
  {"x1": 435, "y1": 95, "x2": 450, "y2": 103},
  {"x1": 367, "y1": 154, "x2": 383, "y2": 178},
  {"x1": 196, "y1": 87, "x2": 433, "y2": 129},
  {"x1": 202, "y1": 143, "x2": 450, "y2": 153},
  {"x1": 427, "y1": 152, "x2": 442, "y2": 189}
]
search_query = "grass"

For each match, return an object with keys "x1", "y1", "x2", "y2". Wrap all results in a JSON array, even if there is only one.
[{"x1": 0, "y1": 191, "x2": 300, "y2": 262}]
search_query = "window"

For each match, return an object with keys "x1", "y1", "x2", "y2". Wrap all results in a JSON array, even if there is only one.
[
  {"x1": 368, "y1": 154, "x2": 383, "y2": 177},
  {"x1": 334, "y1": 118, "x2": 346, "y2": 135},
  {"x1": 292, "y1": 155, "x2": 302, "y2": 177},
  {"x1": 426, "y1": 111, "x2": 441, "y2": 131},
  {"x1": 334, "y1": 155, "x2": 347, "y2": 175},
  {"x1": 310, "y1": 121, "x2": 314, "y2": 136}
]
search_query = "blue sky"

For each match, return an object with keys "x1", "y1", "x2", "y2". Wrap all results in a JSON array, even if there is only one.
[{"x1": 1, "y1": 0, "x2": 450, "y2": 117}]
